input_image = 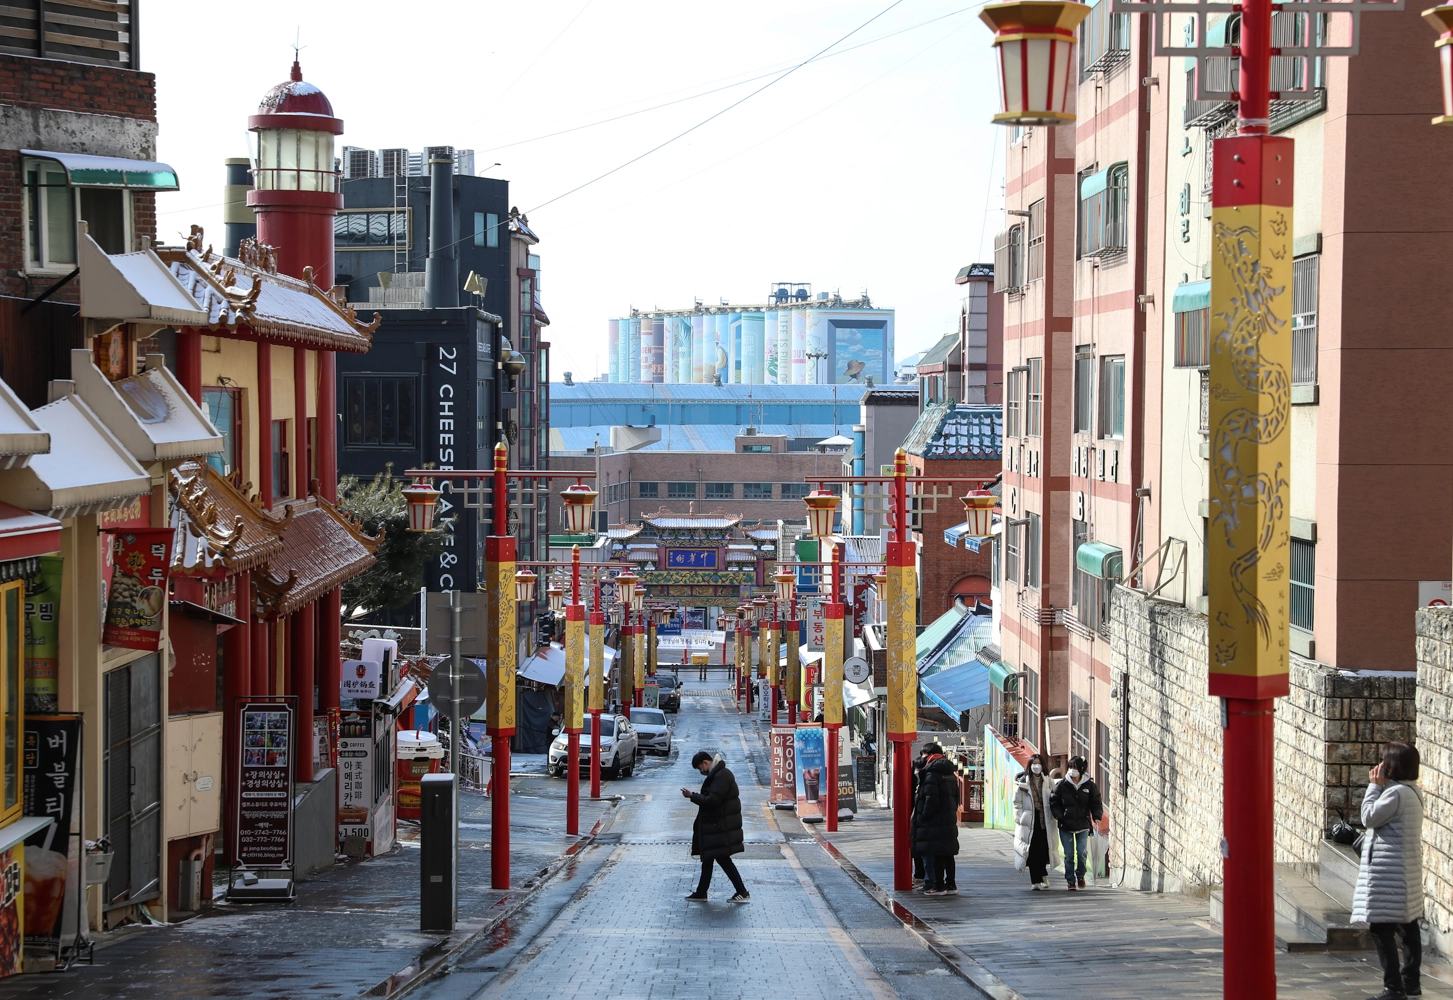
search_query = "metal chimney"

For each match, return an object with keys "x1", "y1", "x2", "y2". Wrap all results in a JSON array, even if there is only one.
[{"x1": 424, "y1": 154, "x2": 458, "y2": 308}]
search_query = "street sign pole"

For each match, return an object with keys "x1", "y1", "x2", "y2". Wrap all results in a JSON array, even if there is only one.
[{"x1": 449, "y1": 587, "x2": 462, "y2": 914}]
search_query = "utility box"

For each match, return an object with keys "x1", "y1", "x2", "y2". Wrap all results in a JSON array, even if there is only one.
[{"x1": 419, "y1": 773, "x2": 457, "y2": 931}]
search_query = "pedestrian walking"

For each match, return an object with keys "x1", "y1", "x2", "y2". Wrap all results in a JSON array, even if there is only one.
[
  {"x1": 682, "y1": 751, "x2": 749, "y2": 902},
  {"x1": 911, "y1": 742, "x2": 961, "y2": 896},
  {"x1": 1352, "y1": 742, "x2": 1424, "y2": 1000},
  {"x1": 1050, "y1": 754, "x2": 1102, "y2": 890},
  {"x1": 1012, "y1": 753, "x2": 1061, "y2": 890}
]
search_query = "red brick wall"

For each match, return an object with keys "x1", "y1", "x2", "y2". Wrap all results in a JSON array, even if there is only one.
[{"x1": 911, "y1": 453, "x2": 998, "y2": 624}]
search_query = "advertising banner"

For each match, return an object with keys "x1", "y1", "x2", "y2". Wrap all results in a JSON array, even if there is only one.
[
  {"x1": 23, "y1": 556, "x2": 62, "y2": 715},
  {"x1": 102, "y1": 528, "x2": 173, "y2": 651},
  {"x1": 340, "y1": 659, "x2": 382, "y2": 701},
  {"x1": 234, "y1": 699, "x2": 294, "y2": 867},
  {"x1": 337, "y1": 712, "x2": 373, "y2": 843},
  {"x1": 758, "y1": 678, "x2": 771, "y2": 721},
  {"x1": 793, "y1": 725, "x2": 825, "y2": 823},
  {"x1": 22, "y1": 714, "x2": 79, "y2": 955},
  {"x1": 769, "y1": 727, "x2": 796, "y2": 808},
  {"x1": 836, "y1": 731, "x2": 858, "y2": 816}
]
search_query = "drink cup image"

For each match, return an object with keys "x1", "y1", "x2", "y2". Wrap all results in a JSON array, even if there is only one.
[
  {"x1": 23, "y1": 848, "x2": 68, "y2": 939},
  {"x1": 803, "y1": 767, "x2": 821, "y2": 802}
]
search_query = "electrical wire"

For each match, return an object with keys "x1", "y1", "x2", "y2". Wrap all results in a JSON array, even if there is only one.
[{"x1": 472, "y1": 0, "x2": 598, "y2": 126}]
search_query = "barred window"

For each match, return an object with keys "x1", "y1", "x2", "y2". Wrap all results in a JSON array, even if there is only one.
[
  {"x1": 1006, "y1": 370, "x2": 1023, "y2": 438},
  {"x1": 1078, "y1": 163, "x2": 1128, "y2": 257},
  {"x1": 1022, "y1": 667, "x2": 1040, "y2": 746},
  {"x1": 1176, "y1": 307, "x2": 1211, "y2": 368},
  {"x1": 1027, "y1": 200, "x2": 1046, "y2": 282},
  {"x1": 1291, "y1": 537, "x2": 1315, "y2": 632},
  {"x1": 1004, "y1": 523, "x2": 1020, "y2": 584},
  {"x1": 1293, "y1": 254, "x2": 1319, "y2": 386},
  {"x1": 993, "y1": 226, "x2": 1024, "y2": 293},
  {"x1": 1026, "y1": 358, "x2": 1043, "y2": 437},
  {"x1": 1073, "y1": 348, "x2": 1095, "y2": 434},
  {"x1": 1025, "y1": 511, "x2": 1041, "y2": 589},
  {"x1": 1099, "y1": 356, "x2": 1125, "y2": 440},
  {"x1": 1071, "y1": 692, "x2": 1091, "y2": 762}
]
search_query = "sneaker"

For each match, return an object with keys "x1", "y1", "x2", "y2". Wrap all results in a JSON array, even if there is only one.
[
  {"x1": 1405, "y1": 987, "x2": 1422, "y2": 998},
  {"x1": 1031, "y1": 882, "x2": 1044, "y2": 891},
  {"x1": 943, "y1": 887, "x2": 959, "y2": 895},
  {"x1": 1077, "y1": 877, "x2": 1087, "y2": 889},
  {"x1": 1067, "y1": 883, "x2": 1078, "y2": 891},
  {"x1": 685, "y1": 892, "x2": 708, "y2": 901},
  {"x1": 1366, "y1": 990, "x2": 1407, "y2": 1000},
  {"x1": 730, "y1": 893, "x2": 750, "y2": 904},
  {"x1": 924, "y1": 888, "x2": 946, "y2": 896}
]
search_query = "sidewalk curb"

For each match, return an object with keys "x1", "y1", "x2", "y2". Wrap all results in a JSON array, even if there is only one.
[
  {"x1": 807, "y1": 825, "x2": 1027, "y2": 1000},
  {"x1": 367, "y1": 795, "x2": 623, "y2": 999}
]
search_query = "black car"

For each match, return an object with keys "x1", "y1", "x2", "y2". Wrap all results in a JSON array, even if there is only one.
[{"x1": 654, "y1": 671, "x2": 681, "y2": 712}]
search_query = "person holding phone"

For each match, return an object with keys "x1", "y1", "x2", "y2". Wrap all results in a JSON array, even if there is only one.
[
  {"x1": 1352, "y1": 742, "x2": 1424, "y2": 1000},
  {"x1": 681, "y1": 751, "x2": 749, "y2": 902}
]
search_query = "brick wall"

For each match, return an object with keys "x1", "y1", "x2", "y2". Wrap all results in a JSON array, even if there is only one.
[
  {"x1": 0, "y1": 54, "x2": 155, "y2": 119},
  {"x1": 910, "y1": 453, "x2": 995, "y2": 624},
  {"x1": 1417, "y1": 607, "x2": 1453, "y2": 955}
]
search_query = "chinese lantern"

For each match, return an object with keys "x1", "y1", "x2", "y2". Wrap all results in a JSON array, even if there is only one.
[
  {"x1": 774, "y1": 567, "x2": 796, "y2": 604},
  {"x1": 802, "y1": 488, "x2": 840, "y2": 539},
  {"x1": 560, "y1": 481, "x2": 599, "y2": 534},
  {"x1": 615, "y1": 570, "x2": 638, "y2": 607},
  {"x1": 402, "y1": 479, "x2": 440, "y2": 533},
  {"x1": 961, "y1": 489, "x2": 997, "y2": 536},
  {"x1": 1425, "y1": 5, "x2": 1453, "y2": 124},
  {"x1": 980, "y1": 1, "x2": 1091, "y2": 126},
  {"x1": 514, "y1": 568, "x2": 538, "y2": 604}
]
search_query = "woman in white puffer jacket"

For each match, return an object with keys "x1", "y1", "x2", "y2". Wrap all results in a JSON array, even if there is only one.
[
  {"x1": 1351, "y1": 742, "x2": 1424, "y2": 1000},
  {"x1": 1012, "y1": 754, "x2": 1061, "y2": 890}
]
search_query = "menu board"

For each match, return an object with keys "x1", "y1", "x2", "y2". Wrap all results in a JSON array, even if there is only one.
[
  {"x1": 234, "y1": 700, "x2": 294, "y2": 868},
  {"x1": 21, "y1": 715, "x2": 79, "y2": 954},
  {"x1": 769, "y1": 728, "x2": 796, "y2": 809}
]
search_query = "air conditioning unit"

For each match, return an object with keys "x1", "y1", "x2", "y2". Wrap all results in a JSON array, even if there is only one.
[{"x1": 1044, "y1": 715, "x2": 1071, "y2": 756}]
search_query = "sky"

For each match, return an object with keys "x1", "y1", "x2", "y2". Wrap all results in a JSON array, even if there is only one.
[{"x1": 146, "y1": 0, "x2": 1005, "y2": 380}]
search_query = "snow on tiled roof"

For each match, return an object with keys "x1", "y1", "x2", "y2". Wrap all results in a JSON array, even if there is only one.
[{"x1": 902, "y1": 403, "x2": 1001, "y2": 460}]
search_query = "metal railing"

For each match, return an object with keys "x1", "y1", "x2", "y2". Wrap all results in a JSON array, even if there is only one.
[
  {"x1": 458, "y1": 750, "x2": 491, "y2": 795},
  {"x1": 1081, "y1": 2, "x2": 1131, "y2": 74}
]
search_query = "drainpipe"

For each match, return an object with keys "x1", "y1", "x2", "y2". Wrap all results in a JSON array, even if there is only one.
[{"x1": 852, "y1": 423, "x2": 866, "y2": 535}]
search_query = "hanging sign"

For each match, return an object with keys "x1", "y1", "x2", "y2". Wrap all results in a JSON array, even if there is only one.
[
  {"x1": 102, "y1": 528, "x2": 173, "y2": 651},
  {"x1": 22, "y1": 714, "x2": 80, "y2": 956},
  {"x1": 234, "y1": 699, "x2": 295, "y2": 868},
  {"x1": 769, "y1": 727, "x2": 796, "y2": 809},
  {"x1": 340, "y1": 659, "x2": 382, "y2": 701},
  {"x1": 23, "y1": 556, "x2": 63, "y2": 715}
]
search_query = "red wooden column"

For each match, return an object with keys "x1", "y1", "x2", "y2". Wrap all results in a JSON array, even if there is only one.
[
  {"x1": 250, "y1": 613, "x2": 269, "y2": 696},
  {"x1": 222, "y1": 570, "x2": 252, "y2": 858},
  {"x1": 176, "y1": 329, "x2": 203, "y2": 402},
  {"x1": 256, "y1": 342, "x2": 273, "y2": 508},
  {"x1": 294, "y1": 346, "x2": 310, "y2": 497},
  {"x1": 315, "y1": 349, "x2": 341, "y2": 730},
  {"x1": 290, "y1": 602, "x2": 316, "y2": 784}
]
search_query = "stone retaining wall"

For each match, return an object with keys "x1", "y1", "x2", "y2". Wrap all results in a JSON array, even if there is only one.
[{"x1": 1416, "y1": 607, "x2": 1453, "y2": 955}]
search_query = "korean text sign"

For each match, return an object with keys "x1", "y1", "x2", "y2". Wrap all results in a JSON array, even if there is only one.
[
  {"x1": 102, "y1": 529, "x2": 173, "y2": 651},
  {"x1": 234, "y1": 700, "x2": 294, "y2": 867}
]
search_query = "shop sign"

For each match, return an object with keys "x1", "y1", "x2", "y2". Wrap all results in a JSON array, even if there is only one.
[
  {"x1": 22, "y1": 714, "x2": 79, "y2": 955},
  {"x1": 203, "y1": 576, "x2": 238, "y2": 619},
  {"x1": 337, "y1": 712, "x2": 373, "y2": 843},
  {"x1": 807, "y1": 600, "x2": 825, "y2": 651},
  {"x1": 102, "y1": 528, "x2": 173, "y2": 651},
  {"x1": 793, "y1": 725, "x2": 825, "y2": 823},
  {"x1": 340, "y1": 659, "x2": 382, "y2": 701},
  {"x1": 665, "y1": 548, "x2": 718, "y2": 569},
  {"x1": 234, "y1": 699, "x2": 294, "y2": 867},
  {"x1": 769, "y1": 727, "x2": 796, "y2": 808},
  {"x1": 23, "y1": 556, "x2": 62, "y2": 715}
]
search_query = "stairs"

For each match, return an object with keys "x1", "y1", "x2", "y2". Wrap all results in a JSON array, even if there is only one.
[{"x1": 1207, "y1": 841, "x2": 1372, "y2": 952}]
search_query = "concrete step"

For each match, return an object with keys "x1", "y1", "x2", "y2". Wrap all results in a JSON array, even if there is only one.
[
  {"x1": 1207, "y1": 864, "x2": 1372, "y2": 952},
  {"x1": 1318, "y1": 838, "x2": 1360, "y2": 911},
  {"x1": 1209, "y1": 887, "x2": 1326, "y2": 952}
]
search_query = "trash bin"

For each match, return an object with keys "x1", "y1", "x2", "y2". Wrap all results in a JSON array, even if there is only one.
[{"x1": 396, "y1": 730, "x2": 445, "y2": 820}]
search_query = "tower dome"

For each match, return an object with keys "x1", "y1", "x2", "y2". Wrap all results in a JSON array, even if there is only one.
[{"x1": 248, "y1": 60, "x2": 343, "y2": 134}]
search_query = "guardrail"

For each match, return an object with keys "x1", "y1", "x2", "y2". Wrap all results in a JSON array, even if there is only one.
[{"x1": 458, "y1": 751, "x2": 491, "y2": 795}]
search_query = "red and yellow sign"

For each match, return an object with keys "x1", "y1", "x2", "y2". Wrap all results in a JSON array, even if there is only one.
[
  {"x1": 885, "y1": 542, "x2": 916, "y2": 739},
  {"x1": 823, "y1": 603, "x2": 844, "y2": 727},
  {"x1": 484, "y1": 536, "x2": 517, "y2": 735},
  {"x1": 564, "y1": 604, "x2": 585, "y2": 732},
  {"x1": 102, "y1": 528, "x2": 173, "y2": 651}
]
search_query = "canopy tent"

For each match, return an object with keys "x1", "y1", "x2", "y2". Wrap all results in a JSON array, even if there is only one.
[
  {"x1": 518, "y1": 643, "x2": 567, "y2": 686},
  {"x1": 920, "y1": 661, "x2": 992, "y2": 717}
]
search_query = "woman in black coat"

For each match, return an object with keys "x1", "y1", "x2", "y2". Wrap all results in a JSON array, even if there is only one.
[
  {"x1": 911, "y1": 743, "x2": 961, "y2": 894},
  {"x1": 682, "y1": 751, "x2": 749, "y2": 901}
]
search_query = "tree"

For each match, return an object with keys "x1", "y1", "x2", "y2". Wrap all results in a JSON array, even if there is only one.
[{"x1": 337, "y1": 467, "x2": 444, "y2": 620}]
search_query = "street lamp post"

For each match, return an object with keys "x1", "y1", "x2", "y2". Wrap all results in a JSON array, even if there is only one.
[
  {"x1": 563, "y1": 546, "x2": 585, "y2": 836},
  {"x1": 803, "y1": 487, "x2": 844, "y2": 831},
  {"x1": 588, "y1": 575, "x2": 606, "y2": 800}
]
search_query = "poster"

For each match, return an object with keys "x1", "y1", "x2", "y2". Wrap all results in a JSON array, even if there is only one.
[
  {"x1": 836, "y1": 730, "x2": 858, "y2": 816},
  {"x1": 983, "y1": 725, "x2": 1021, "y2": 831},
  {"x1": 0, "y1": 846, "x2": 19, "y2": 977},
  {"x1": 101, "y1": 529, "x2": 173, "y2": 651},
  {"x1": 643, "y1": 682, "x2": 659, "y2": 709},
  {"x1": 234, "y1": 700, "x2": 294, "y2": 867},
  {"x1": 832, "y1": 325, "x2": 886, "y2": 384},
  {"x1": 22, "y1": 714, "x2": 79, "y2": 955},
  {"x1": 769, "y1": 728, "x2": 796, "y2": 809},
  {"x1": 23, "y1": 556, "x2": 62, "y2": 715},
  {"x1": 758, "y1": 678, "x2": 771, "y2": 722},
  {"x1": 793, "y1": 725, "x2": 826, "y2": 823},
  {"x1": 337, "y1": 711, "x2": 374, "y2": 843},
  {"x1": 684, "y1": 608, "x2": 706, "y2": 631}
]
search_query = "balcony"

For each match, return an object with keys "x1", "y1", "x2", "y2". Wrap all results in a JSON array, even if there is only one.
[{"x1": 1080, "y1": 3, "x2": 1130, "y2": 75}]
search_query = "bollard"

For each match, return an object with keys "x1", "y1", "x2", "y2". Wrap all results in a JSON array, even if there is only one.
[{"x1": 420, "y1": 772, "x2": 457, "y2": 931}]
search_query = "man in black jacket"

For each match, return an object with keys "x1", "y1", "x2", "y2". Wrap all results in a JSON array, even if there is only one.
[
  {"x1": 681, "y1": 751, "x2": 749, "y2": 902},
  {"x1": 911, "y1": 743, "x2": 962, "y2": 894},
  {"x1": 1050, "y1": 754, "x2": 1103, "y2": 890}
]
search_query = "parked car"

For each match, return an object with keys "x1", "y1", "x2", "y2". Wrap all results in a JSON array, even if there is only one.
[
  {"x1": 654, "y1": 672, "x2": 681, "y2": 712},
  {"x1": 628, "y1": 707, "x2": 672, "y2": 756},
  {"x1": 547, "y1": 714, "x2": 639, "y2": 779}
]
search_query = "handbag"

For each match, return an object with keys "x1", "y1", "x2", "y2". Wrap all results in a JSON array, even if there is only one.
[
  {"x1": 1088, "y1": 828, "x2": 1110, "y2": 880},
  {"x1": 1329, "y1": 810, "x2": 1361, "y2": 847}
]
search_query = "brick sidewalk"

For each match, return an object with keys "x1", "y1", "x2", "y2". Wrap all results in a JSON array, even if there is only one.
[{"x1": 0, "y1": 778, "x2": 612, "y2": 999}]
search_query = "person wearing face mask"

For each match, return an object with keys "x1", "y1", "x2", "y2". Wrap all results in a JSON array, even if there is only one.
[
  {"x1": 912, "y1": 743, "x2": 962, "y2": 895},
  {"x1": 1012, "y1": 754, "x2": 1061, "y2": 890},
  {"x1": 1050, "y1": 755, "x2": 1103, "y2": 890}
]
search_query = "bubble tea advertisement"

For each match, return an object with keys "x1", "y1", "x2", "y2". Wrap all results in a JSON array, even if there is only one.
[
  {"x1": 101, "y1": 529, "x2": 173, "y2": 651},
  {"x1": 793, "y1": 725, "x2": 826, "y2": 824}
]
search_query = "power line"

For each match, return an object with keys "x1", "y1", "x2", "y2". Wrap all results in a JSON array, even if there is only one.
[{"x1": 474, "y1": 0, "x2": 597, "y2": 126}]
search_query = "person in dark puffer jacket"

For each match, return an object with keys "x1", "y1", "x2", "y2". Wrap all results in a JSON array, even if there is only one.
[
  {"x1": 682, "y1": 751, "x2": 749, "y2": 902},
  {"x1": 1050, "y1": 754, "x2": 1103, "y2": 890},
  {"x1": 911, "y1": 743, "x2": 962, "y2": 895}
]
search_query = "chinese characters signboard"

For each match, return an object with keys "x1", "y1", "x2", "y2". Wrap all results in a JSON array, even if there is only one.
[
  {"x1": 102, "y1": 528, "x2": 173, "y2": 651},
  {"x1": 22, "y1": 714, "x2": 79, "y2": 955},
  {"x1": 234, "y1": 700, "x2": 294, "y2": 868},
  {"x1": 665, "y1": 548, "x2": 718, "y2": 569}
]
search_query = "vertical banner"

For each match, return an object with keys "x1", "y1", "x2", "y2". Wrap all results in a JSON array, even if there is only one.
[
  {"x1": 23, "y1": 556, "x2": 62, "y2": 715},
  {"x1": 836, "y1": 731, "x2": 859, "y2": 815},
  {"x1": 1207, "y1": 136, "x2": 1294, "y2": 700},
  {"x1": 793, "y1": 725, "x2": 826, "y2": 823},
  {"x1": 784, "y1": 628, "x2": 801, "y2": 707},
  {"x1": 564, "y1": 607, "x2": 585, "y2": 731},
  {"x1": 885, "y1": 543, "x2": 917, "y2": 738},
  {"x1": 634, "y1": 629, "x2": 646, "y2": 692},
  {"x1": 769, "y1": 727, "x2": 796, "y2": 808},
  {"x1": 757, "y1": 678, "x2": 771, "y2": 721},
  {"x1": 234, "y1": 699, "x2": 295, "y2": 867},
  {"x1": 485, "y1": 537, "x2": 517, "y2": 734},
  {"x1": 587, "y1": 613, "x2": 605, "y2": 712},
  {"x1": 22, "y1": 714, "x2": 80, "y2": 955},
  {"x1": 102, "y1": 528, "x2": 173, "y2": 651},
  {"x1": 824, "y1": 604, "x2": 844, "y2": 727},
  {"x1": 765, "y1": 625, "x2": 778, "y2": 688},
  {"x1": 337, "y1": 711, "x2": 373, "y2": 842}
]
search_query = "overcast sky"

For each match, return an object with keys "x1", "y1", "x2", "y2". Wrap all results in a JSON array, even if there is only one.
[{"x1": 146, "y1": 0, "x2": 1003, "y2": 379}]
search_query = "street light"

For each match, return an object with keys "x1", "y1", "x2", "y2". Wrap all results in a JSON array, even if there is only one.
[
  {"x1": 615, "y1": 570, "x2": 638, "y2": 607},
  {"x1": 979, "y1": 0, "x2": 1091, "y2": 125},
  {"x1": 960, "y1": 489, "x2": 996, "y2": 536},
  {"x1": 774, "y1": 567, "x2": 796, "y2": 604},
  {"x1": 560, "y1": 481, "x2": 599, "y2": 534},
  {"x1": 402, "y1": 478, "x2": 441, "y2": 532},
  {"x1": 546, "y1": 583, "x2": 564, "y2": 614},
  {"x1": 514, "y1": 568, "x2": 538, "y2": 605},
  {"x1": 802, "y1": 488, "x2": 840, "y2": 539}
]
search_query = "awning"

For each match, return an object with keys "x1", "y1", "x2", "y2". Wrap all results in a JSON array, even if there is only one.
[
  {"x1": 944, "y1": 517, "x2": 999, "y2": 553},
  {"x1": 1173, "y1": 280, "x2": 1211, "y2": 314},
  {"x1": 518, "y1": 643, "x2": 566, "y2": 686},
  {"x1": 71, "y1": 350, "x2": 222, "y2": 463},
  {"x1": 920, "y1": 661, "x2": 991, "y2": 716},
  {"x1": 0, "y1": 502, "x2": 61, "y2": 563},
  {"x1": 1081, "y1": 167, "x2": 1110, "y2": 199},
  {"x1": 169, "y1": 600, "x2": 244, "y2": 626},
  {"x1": 23, "y1": 149, "x2": 179, "y2": 189},
  {"x1": 0, "y1": 380, "x2": 47, "y2": 466},
  {"x1": 0, "y1": 391, "x2": 150, "y2": 518},
  {"x1": 1076, "y1": 541, "x2": 1124, "y2": 580},
  {"x1": 79, "y1": 232, "x2": 209, "y2": 327},
  {"x1": 377, "y1": 678, "x2": 420, "y2": 715},
  {"x1": 988, "y1": 661, "x2": 1016, "y2": 691},
  {"x1": 844, "y1": 677, "x2": 875, "y2": 711}
]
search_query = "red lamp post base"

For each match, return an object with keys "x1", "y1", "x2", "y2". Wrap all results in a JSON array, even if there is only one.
[
  {"x1": 825, "y1": 725, "x2": 840, "y2": 833},
  {"x1": 892, "y1": 738, "x2": 913, "y2": 891},
  {"x1": 491, "y1": 734, "x2": 511, "y2": 889},
  {"x1": 566, "y1": 731, "x2": 580, "y2": 835},
  {"x1": 589, "y1": 711, "x2": 602, "y2": 799}
]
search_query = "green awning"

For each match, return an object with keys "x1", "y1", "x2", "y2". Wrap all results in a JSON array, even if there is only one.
[
  {"x1": 988, "y1": 660, "x2": 1015, "y2": 691},
  {"x1": 1076, "y1": 541, "x2": 1124, "y2": 580},
  {"x1": 1172, "y1": 280, "x2": 1211, "y2": 314},
  {"x1": 23, "y1": 149, "x2": 179, "y2": 190},
  {"x1": 1080, "y1": 167, "x2": 1110, "y2": 199}
]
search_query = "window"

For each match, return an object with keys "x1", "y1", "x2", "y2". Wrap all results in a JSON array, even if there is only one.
[
  {"x1": 26, "y1": 161, "x2": 133, "y2": 268},
  {"x1": 743, "y1": 483, "x2": 773, "y2": 500},
  {"x1": 1005, "y1": 369, "x2": 1023, "y2": 438},
  {"x1": 519, "y1": 275, "x2": 534, "y2": 320},
  {"x1": 0, "y1": 581, "x2": 21, "y2": 825},
  {"x1": 1071, "y1": 519, "x2": 1090, "y2": 610},
  {"x1": 202, "y1": 387, "x2": 243, "y2": 480},
  {"x1": 1175, "y1": 307, "x2": 1211, "y2": 368},
  {"x1": 741, "y1": 443, "x2": 772, "y2": 453},
  {"x1": 780, "y1": 483, "x2": 811, "y2": 500},
  {"x1": 272, "y1": 420, "x2": 290, "y2": 499},
  {"x1": 1071, "y1": 692, "x2": 1091, "y2": 762},
  {"x1": 1291, "y1": 538, "x2": 1315, "y2": 632},
  {"x1": 344, "y1": 376, "x2": 418, "y2": 448},
  {"x1": 1026, "y1": 358, "x2": 1043, "y2": 436},
  {"x1": 1080, "y1": 0, "x2": 1130, "y2": 74},
  {"x1": 1073, "y1": 348, "x2": 1094, "y2": 434},
  {"x1": 1099, "y1": 356, "x2": 1125, "y2": 439},
  {"x1": 994, "y1": 225, "x2": 1025, "y2": 292},
  {"x1": 474, "y1": 211, "x2": 500, "y2": 248},
  {"x1": 638, "y1": 482, "x2": 659, "y2": 499},
  {"x1": 334, "y1": 211, "x2": 408, "y2": 248},
  {"x1": 1095, "y1": 720, "x2": 1111, "y2": 802},
  {"x1": 1078, "y1": 163, "x2": 1128, "y2": 257},
  {"x1": 705, "y1": 482, "x2": 734, "y2": 500},
  {"x1": 1004, "y1": 522, "x2": 1021, "y2": 585},
  {"x1": 1293, "y1": 254, "x2": 1319, "y2": 386},
  {"x1": 667, "y1": 482, "x2": 696, "y2": 499},
  {"x1": 1021, "y1": 666, "x2": 1039, "y2": 747},
  {"x1": 1027, "y1": 200, "x2": 1046, "y2": 282},
  {"x1": 1025, "y1": 511, "x2": 1041, "y2": 589},
  {"x1": 992, "y1": 673, "x2": 1020, "y2": 739}
]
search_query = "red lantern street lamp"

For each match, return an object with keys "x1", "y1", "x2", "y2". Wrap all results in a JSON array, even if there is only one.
[
  {"x1": 560, "y1": 481, "x2": 600, "y2": 534},
  {"x1": 774, "y1": 567, "x2": 796, "y2": 604},
  {"x1": 980, "y1": 0, "x2": 1091, "y2": 126},
  {"x1": 547, "y1": 583, "x2": 565, "y2": 614},
  {"x1": 1426, "y1": 5, "x2": 1453, "y2": 124},
  {"x1": 615, "y1": 570, "x2": 638, "y2": 608},
  {"x1": 802, "y1": 488, "x2": 840, "y2": 539},
  {"x1": 515, "y1": 568, "x2": 538, "y2": 605},
  {"x1": 961, "y1": 489, "x2": 996, "y2": 537},
  {"x1": 402, "y1": 479, "x2": 441, "y2": 533}
]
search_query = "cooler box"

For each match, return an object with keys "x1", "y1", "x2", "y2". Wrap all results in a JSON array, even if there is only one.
[{"x1": 396, "y1": 730, "x2": 445, "y2": 820}]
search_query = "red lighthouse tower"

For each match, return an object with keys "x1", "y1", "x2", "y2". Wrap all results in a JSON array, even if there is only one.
[{"x1": 246, "y1": 59, "x2": 343, "y2": 289}]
